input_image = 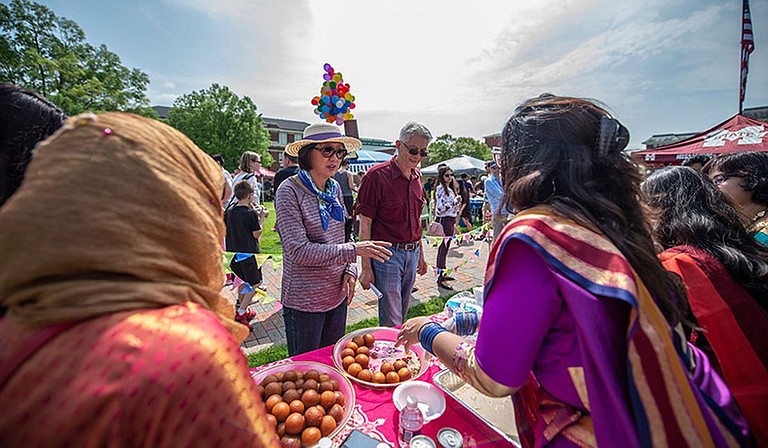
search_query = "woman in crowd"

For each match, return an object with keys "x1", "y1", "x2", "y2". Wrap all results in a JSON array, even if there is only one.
[
  {"x1": 0, "y1": 83, "x2": 66, "y2": 207},
  {"x1": 0, "y1": 113, "x2": 278, "y2": 446},
  {"x1": 644, "y1": 166, "x2": 768, "y2": 446},
  {"x1": 276, "y1": 122, "x2": 392, "y2": 356},
  {"x1": 229, "y1": 150, "x2": 268, "y2": 221},
  {"x1": 434, "y1": 166, "x2": 460, "y2": 290},
  {"x1": 706, "y1": 151, "x2": 768, "y2": 245},
  {"x1": 398, "y1": 94, "x2": 750, "y2": 447}
]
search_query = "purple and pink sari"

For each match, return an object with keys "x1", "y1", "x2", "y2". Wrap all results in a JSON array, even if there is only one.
[{"x1": 478, "y1": 208, "x2": 751, "y2": 447}]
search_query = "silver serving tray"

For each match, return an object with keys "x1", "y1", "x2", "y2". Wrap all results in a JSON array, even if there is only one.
[{"x1": 432, "y1": 368, "x2": 521, "y2": 447}]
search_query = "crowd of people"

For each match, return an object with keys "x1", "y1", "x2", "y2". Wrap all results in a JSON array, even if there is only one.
[{"x1": 1, "y1": 82, "x2": 767, "y2": 446}]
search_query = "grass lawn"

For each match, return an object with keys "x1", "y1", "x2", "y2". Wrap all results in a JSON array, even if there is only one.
[
  {"x1": 259, "y1": 201, "x2": 282, "y2": 255},
  {"x1": 246, "y1": 293, "x2": 454, "y2": 368}
]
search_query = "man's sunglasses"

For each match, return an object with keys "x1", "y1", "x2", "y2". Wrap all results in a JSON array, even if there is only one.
[
  {"x1": 401, "y1": 141, "x2": 428, "y2": 158},
  {"x1": 315, "y1": 146, "x2": 348, "y2": 160}
]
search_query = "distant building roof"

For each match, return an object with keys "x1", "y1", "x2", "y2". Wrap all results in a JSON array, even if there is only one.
[
  {"x1": 744, "y1": 106, "x2": 768, "y2": 122},
  {"x1": 152, "y1": 106, "x2": 171, "y2": 119},
  {"x1": 360, "y1": 137, "x2": 395, "y2": 153},
  {"x1": 642, "y1": 132, "x2": 698, "y2": 149},
  {"x1": 262, "y1": 117, "x2": 310, "y2": 131}
]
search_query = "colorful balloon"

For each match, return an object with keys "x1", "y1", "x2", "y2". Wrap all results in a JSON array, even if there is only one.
[{"x1": 311, "y1": 63, "x2": 356, "y2": 123}]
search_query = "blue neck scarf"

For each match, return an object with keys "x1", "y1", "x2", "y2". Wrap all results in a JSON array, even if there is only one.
[{"x1": 297, "y1": 169, "x2": 345, "y2": 231}]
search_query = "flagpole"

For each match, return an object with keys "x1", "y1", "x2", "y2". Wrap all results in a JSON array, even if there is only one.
[{"x1": 739, "y1": 0, "x2": 755, "y2": 114}]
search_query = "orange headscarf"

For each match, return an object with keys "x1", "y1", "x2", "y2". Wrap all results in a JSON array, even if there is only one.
[{"x1": 0, "y1": 112, "x2": 247, "y2": 341}]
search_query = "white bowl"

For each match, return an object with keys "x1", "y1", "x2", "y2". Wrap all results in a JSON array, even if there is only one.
[{"x1": 392, "y1": 380, "x2": 446, "y2": 422}]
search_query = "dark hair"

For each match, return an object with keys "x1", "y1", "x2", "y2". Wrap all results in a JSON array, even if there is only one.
[
  {"x1": 285, "y1": 154, "x2": 298, "y2": 164},
  {"x1": 643, "y1": 166, "x2": 768, "y2": 302},
  {"x1": 341, "y1": 159, "x2": 350, "y2": 167},
  {"x1": 298, "y1": 144, "x2": 316, "y2": 171},
  {"x1": 211, "y1": 154, "x2": 225, "y2": 167},
  {"x1": 0, "y1": 83, "x2": 66, "y2": 206},
  {"x1": 705, "y1": 151, "x2": 768, "y2": 207},
  {"x1": 501, "y1": 94, "x2": 685, "y2": 324},
  {"x1": 681, "y1": 155, "x2": 711, "y2": 168},
  {"x1": 233, "y1": 179, "x2": 254, "y2": 200},
  {"x1": 437, "y1": 166, "x2": 457, "y2": 196}
]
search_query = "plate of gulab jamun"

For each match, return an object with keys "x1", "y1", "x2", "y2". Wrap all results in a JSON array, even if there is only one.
[
  {"x1": 252, "y1": 361, "x2": 355, "y2": 447},
  {"x1": 332, "y1": 327, "x2": 430, "y2": 389}
]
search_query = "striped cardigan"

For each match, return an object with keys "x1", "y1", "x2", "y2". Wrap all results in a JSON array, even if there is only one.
[{"x1": 275, "y1": 176, "x2": 357, "y2": 312}]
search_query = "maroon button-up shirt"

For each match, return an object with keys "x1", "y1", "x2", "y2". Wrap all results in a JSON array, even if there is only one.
[{"x1": 356, "y1": 158, "x2": 425, "y2": 243}]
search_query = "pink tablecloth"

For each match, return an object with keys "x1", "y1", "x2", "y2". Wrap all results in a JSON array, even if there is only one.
[{"x1": 250, "y1": 343, "x2": 515, "y2": 447}]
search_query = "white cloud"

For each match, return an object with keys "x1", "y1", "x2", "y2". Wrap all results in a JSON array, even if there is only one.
[{"x1": 147, "y1": 0, "x2": 766, "y2": 146}]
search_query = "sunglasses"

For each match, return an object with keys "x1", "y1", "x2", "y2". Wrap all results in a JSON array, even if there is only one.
[
  {"x1": 444, "y1": 173, "x2": 454, "y2": 178},
  {"x1": 401, "y1": 141, "x2": 428, "y2": 158},
  {"x1": 711, "y1": 174, "x2": 740, "y2": 186},
  {"x1": 315, "y1": 146, "x2": 348, "y2": 160}
]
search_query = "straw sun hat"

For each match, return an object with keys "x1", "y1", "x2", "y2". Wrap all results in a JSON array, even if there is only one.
[{"x1": 284, "y1": 122, "x2": 362, "y2": 157}]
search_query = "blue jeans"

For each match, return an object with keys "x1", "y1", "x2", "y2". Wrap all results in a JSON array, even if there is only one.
[
  {"x1": 283, "y1": 300, "x2": 348, "y2": 356},
  {"x1": 372, "y1": 247, "x2": 420, "y2": 327}
]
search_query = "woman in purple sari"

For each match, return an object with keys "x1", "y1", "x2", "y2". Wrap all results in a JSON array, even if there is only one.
[{"x1": 398, "y1": 95, "x2": 751, "y2": 447}]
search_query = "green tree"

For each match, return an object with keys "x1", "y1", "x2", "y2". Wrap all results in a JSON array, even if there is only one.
[
  {"x1": 425, "y1": 134, "x2": 491, "y2": 165},
  {"x1": 167, "y1": 84, "x2": 272, "y2": 170},
  {"x1": 0, "y1": 0, "x2": 155, "y2": 117}
]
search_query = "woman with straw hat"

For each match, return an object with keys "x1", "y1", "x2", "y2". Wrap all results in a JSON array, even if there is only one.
[{"x1": 276, "y1": 122, "x2": 392, "y2": 356}]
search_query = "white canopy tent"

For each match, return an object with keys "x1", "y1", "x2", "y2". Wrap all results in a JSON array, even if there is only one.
[{"x1": 420, "y1": 155, "x2": 488, "y2": 177}]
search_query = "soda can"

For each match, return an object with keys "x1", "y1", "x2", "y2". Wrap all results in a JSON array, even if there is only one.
[
  {"x1": 410, "y1": 435, "x2": 437, "y2": 448},
  {"x1": 437, "y1": 427, "x2": 464, "y2": 448}
]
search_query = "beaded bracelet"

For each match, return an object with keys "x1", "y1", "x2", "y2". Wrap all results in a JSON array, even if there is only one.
[{"x1": 419, "y1": 322, "x2": 448, "y2": 355}]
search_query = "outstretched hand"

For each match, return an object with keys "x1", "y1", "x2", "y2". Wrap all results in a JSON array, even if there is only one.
[
  {"x1": 396, "y1": 316, "x2": 432, "y2": 352},
  {"x1": 355, "y1": 240, "x2": 392, "y2": 263}
]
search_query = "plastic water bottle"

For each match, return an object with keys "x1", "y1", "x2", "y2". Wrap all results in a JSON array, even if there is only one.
[{"x1": 398, "y1": 395, "x2": 424, "y2": 447}]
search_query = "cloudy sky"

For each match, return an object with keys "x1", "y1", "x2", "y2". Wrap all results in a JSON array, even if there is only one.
[{"x1": 32, "y1": 0, "x2": 768, "y2": 148}]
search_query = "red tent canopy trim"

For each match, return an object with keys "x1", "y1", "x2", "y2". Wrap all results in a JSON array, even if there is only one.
[{"x1": 633, "y1": 114, "x2": 768, "y2": 164}]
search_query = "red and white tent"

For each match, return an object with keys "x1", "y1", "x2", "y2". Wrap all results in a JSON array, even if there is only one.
[{"x1": 633, "y1": 114, "x2": 768, "y2": 165}]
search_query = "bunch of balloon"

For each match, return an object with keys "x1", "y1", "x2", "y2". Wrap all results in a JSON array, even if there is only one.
[{"x1": 311, "y1": 63, "x2": 356, "y2": 126}]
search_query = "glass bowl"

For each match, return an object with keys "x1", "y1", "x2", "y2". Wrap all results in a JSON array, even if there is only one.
[{"x1": 332, "y1": 326, "x2": 430, "y2": 389}]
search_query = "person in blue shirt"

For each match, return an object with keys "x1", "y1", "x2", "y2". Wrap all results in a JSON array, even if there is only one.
[{"x1": 484, "y1": 160, "x2": 508, "y2": 240}]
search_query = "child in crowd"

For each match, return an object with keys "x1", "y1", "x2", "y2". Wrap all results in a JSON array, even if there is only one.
[{"x1": 225, "y1": 180, "x2": 263, "y2": 329}]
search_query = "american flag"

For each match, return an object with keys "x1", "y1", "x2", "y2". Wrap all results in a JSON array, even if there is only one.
[{"x1": 740, "y1": 0, "x2": 755, "y2": 112}]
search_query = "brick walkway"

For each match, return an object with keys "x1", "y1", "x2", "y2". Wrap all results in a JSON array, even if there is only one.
[{"x1": 226, "y1": 236, "x2": 490, "y2": 355}]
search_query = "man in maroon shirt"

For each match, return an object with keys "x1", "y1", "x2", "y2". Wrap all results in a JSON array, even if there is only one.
[{"x1": 356, "y1": 122, "x2": 431, "y2": 326}]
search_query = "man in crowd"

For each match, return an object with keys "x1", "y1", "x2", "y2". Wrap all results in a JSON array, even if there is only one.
[
  {"x1": 211, "y1": 154, "x2": 233, "y2": 208},
  {"x1": 333, "y1": 158, "x2": 357, "y2": 242},
  {"x1": 460, "y1": 173, "x2": 474, "y2": 195},
  {"x1": 484, "y1": 159, "x2": 507, "y2": 241},
  {"x1": 273, "y1": 153, "x2": 299, "y2": 196},
  {"x1": 682, "y1": 155, "x2": 712, "y2": 172},
  {"x1": 357, "y1": 122, "x2": 431, "y2": 326}
]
